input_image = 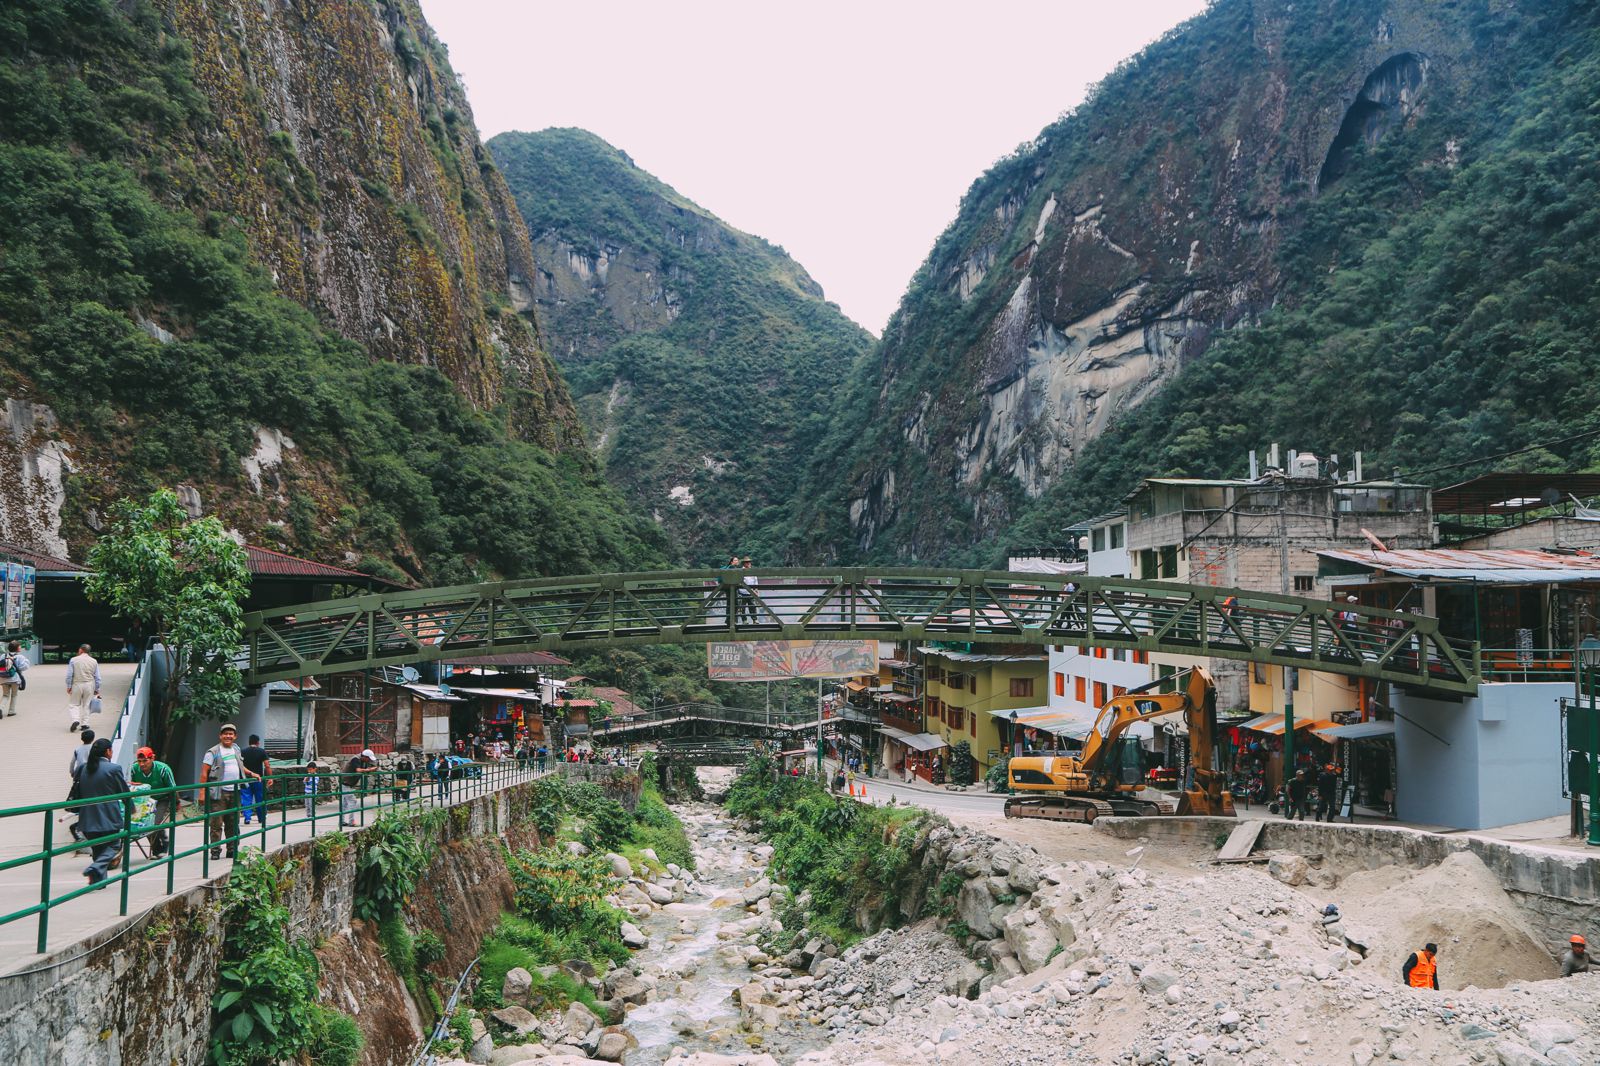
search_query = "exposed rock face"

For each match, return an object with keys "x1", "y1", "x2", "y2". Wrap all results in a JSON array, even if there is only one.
[
  {"x1": 800, "y1": 0, "x2": 1501, "y2": 560},
  {"x1": 166, "y1": 0, "x2": 576, "y2": 440}
]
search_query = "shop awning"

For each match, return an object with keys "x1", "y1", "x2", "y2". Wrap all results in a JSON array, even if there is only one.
[
  {"x1": 1315, "y1": 720, "x2": 1397, "y2": 740},
  {"x1": 875, "y1": 692, "x2": 917, "y2": 704},
  {"x1": 1237, "y1": 714, "x2": 1284, "y2": 732},
  {"x1": 1253, "y1": 716, "x2": 1339, "y2": 736},
  {"x1": 877, "y1": 725, "x2": 913, "y2": 742},
  {"x1": 987, "y1": 705, "x2": 1096, "y2": 739},
  {"x1": 902, "y1": 732, "x2": 948, "y2": 752}
]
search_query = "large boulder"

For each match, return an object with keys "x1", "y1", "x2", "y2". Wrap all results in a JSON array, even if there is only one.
[
  {"x1": 642, "y1": 880, "x2": 675, "y2": 905},
  {"x1": 605, "y1": 852, "x2": 633, "y2": 880},
  {"x1": 1002, "y1": 910, "x2": 1060, "y2": 973},
  {"x1": 489, "y1": 1005, "x2": 540, "y2": 1037},
  {"x1": 488, "y1": 1047, "x2": 549, "y2": 1065},
  {"x1": 1267, "y1": 853, "x2": 1310, "y2": 887},
  {"x1": 502, "y1": 967, "x2": 534, "y2": 1007},
  {"x1": 619, "y1": 922, "x2": 649, "y2": 949},
  {"x1": 742, "y1": 878, "x2": 773, "y2": 905},
  {"x1": 562, "y1": 1001, "x2": 600, "y2": 1044},
  {"x1": 594, "y1": 1031, "x2": 629, "y2": 1062},
  {"x1": 604, "y1": 970, "x2": 649, "y2": 1005},
  {"x1": 955, "y1": 878, "x2": 1001, "y2": 938}
]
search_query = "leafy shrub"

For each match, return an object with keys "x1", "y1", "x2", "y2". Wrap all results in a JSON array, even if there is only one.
[
  {"x1": 310, "y1": 832, "x2": 348, "y2": 873},
  {"x1": 507, "y1": 848, "x2": 618, "y2": 933},
  {"x1": 414, "y1": 929, "x2": 446, "y2": 969},
  {"x1": 578, "y1": 796, "x2": 632, "y2": 854},
  {"x1": 354, "y1": 814, "x2": 428, "y2": 922},
  {"x1": 306, "y1": 1006, "x2": 363, "y2": 1066}
]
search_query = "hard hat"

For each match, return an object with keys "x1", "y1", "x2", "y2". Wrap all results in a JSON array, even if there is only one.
[{"x1": 1572, "y1": 934, "x2": 1586, "y2": 946}]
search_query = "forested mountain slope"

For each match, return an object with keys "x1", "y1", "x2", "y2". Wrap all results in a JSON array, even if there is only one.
[
  {"x1": 490, "y1": 128, "x2": 873, "y2": 562},
  {"x1": 789, "y1": 0, "x2": 1600, "y2": 564},
  {"x1": 0, "y1": 0, "x2": 663, "y2": 581}
]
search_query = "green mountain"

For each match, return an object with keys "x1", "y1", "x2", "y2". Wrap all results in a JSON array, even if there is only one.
[
  {"x1": 789, "y1": 0, "x2": 1600, "y2": 564},
  {"x1": 0, "y1": 0, "x2": 663, "y2": 581},
  {"x1": 488, "y1": 128, "x2": 873, "y2": 563}
]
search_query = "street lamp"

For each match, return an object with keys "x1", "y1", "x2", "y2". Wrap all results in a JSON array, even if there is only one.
[{"x1": 1580, "y1": 637, "x2": 1600, "y2": 846}]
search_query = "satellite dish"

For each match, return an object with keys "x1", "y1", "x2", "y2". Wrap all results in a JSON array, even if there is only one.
[{"x1": 400, "y1": 666, "x2": 420, "y2": 683}]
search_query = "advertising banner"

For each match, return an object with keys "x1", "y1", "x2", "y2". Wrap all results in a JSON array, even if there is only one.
[
  {"x1": 707, "y1": 640, "x2": 878, "y2": 682},
  {"x1": 2, "y1": 564, "x2": 17, "y2": 631}
]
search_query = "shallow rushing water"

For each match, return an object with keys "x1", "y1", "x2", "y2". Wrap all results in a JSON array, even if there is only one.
[{"x1": 620, "y1": 806, "x2": 821, "y2": 1065}]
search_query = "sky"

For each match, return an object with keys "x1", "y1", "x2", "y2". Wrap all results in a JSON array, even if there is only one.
[{"x1": 418, "y1": 1, "x2": 1210, "y2": 334}]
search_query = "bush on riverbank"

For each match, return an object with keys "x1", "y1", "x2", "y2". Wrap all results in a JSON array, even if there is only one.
[{"x1": 726, "y1": 758, "x2": 934, "y2": 945}]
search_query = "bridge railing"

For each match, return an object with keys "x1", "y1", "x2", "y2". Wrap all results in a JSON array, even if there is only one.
[
  {"x1": 237, "y1": 569, "x2": 1480, "y2": 694},
  {"x1": 0, "y1": 760, "x2": 553, "y2": 956},
  {"x1": 592, "y1": 702, "x2": 822, "y2": 736}
]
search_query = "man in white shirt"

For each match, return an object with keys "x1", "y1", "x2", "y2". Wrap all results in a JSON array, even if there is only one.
[
  {"x1": 200, "y1": 724, "x2": 259, "y2": 860},
  {"x1": 0, "y1": 640, "x2": 28, "y2": 717},
  {"x1": 66, "y1": 644, "x2": 100, "y2": 732}
]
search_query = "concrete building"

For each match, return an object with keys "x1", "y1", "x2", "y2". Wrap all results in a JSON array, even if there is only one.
[
  {"x1": 920, "y1": 643, "x2": 1047, "y2": 781},
  {"x1": 1123, "y1": 472, "x2": 1434, "y2": 715}
]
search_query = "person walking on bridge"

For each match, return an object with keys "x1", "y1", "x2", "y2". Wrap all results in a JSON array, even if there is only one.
[
  {"x1": 65, "y1": 644, "x2": 100, "y2": 732},
  {"x1": 1402, "y1": 943, "x2": 1440, "y2": 990}
]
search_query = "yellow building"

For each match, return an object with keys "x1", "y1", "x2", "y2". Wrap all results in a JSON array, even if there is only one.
[{"x1": 920, "y1": 644, "x2": 1048, "y2": 780}]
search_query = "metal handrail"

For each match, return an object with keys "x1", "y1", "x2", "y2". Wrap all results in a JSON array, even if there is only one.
[
  {"x1": 0, "y1": 758, "x2": 558, "y2": 955},
  {"x1": 1479, "y1": 647, "x2": 1579, "y2": 682}
]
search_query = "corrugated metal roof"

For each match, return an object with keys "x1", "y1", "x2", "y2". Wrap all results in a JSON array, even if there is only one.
[
  {"x1": 1318, "y1": 547, "x2": 1600, "y2": 583},
  {"x1": 1315, "y1": 720, "x2": 1396, "y2": 740}
]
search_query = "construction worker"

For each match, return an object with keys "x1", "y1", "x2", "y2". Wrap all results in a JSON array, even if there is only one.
[
  {"x1": 1286, "y1": 768, "x2": 1312, "y2": 821},
  {"x1": 1402, "y1": 943, "x2": 1440, "y2": 989},
  {"x1": 1316, "y1": 764, "x2": 1340, "y2": 822},
  {"x1": 1560, "y1": 935, "x2": 1589, "y2": 976}
]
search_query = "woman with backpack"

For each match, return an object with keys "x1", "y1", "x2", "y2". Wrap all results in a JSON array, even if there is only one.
[
  {"x1": 0, "y1": 641, "x2": 27, "y2": 717},
  {"x1": 72, "y1": 737, "x2": 128, "y2": 885}
]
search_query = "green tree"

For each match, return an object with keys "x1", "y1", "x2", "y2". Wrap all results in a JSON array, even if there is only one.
[{"x1": 84, "y1": 489, "x2": 249, "y2": 750}]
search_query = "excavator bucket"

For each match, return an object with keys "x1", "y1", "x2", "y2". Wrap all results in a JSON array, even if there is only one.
[{"x1": 1176, "y1": 785, "x2": 1236, "y2": 817}]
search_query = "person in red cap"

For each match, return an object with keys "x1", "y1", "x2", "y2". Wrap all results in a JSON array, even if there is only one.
[
  {"x1": 131, "y1": 746, "x2": 177, "y2": 858},
  {"x1": 1560, "y1": 934, "x2": 1589, "y2": 976}
]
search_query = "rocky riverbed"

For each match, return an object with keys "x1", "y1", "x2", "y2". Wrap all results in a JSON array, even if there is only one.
[{"x1": 434, "y1": 782, "x2": 1600, "y2": 1066}]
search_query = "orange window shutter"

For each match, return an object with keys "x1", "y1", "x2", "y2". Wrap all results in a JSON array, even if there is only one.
[
  {"x1": 1054, "y1": 672, "x2": 1065, "y2": 697},
  {"x1": 1075, "y1": 676, "x2": 1086, "y2": 703},
  {"x1": 1094, "y1": 682, "x2": 1106, "y2": 706}
]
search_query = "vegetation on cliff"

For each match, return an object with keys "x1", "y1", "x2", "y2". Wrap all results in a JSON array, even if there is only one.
[
  {"x1": 0, "y1": 1, "x2": 662, "y2": 580},
  {"x1": 489, "y1": 128, "x2": 874, "y2": 563}
]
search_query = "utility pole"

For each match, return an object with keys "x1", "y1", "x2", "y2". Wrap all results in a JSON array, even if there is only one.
[{"x1": 1279, "y1": 486, "x2": 1295, "y2": 785}]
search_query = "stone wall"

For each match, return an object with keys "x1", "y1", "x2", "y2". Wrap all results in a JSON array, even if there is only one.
[
  {"x1": 1093, "y1": 815, "x2": 1600, "y2": 944},
  {"x1": 0, "y1": 779, "x2": 550, "y2": 1066}
]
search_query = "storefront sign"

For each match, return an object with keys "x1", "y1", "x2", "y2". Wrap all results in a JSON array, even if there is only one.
[{"x1": 707, "y1": 640, "x2": 878, "y2": 681}]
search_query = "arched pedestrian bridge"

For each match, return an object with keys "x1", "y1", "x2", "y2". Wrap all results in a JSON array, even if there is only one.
[{"x1": 238, "y1": 569, "x2": 1480, "y2": 694}]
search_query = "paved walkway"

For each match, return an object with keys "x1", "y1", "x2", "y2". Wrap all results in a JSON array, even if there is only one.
[{"x1": 0, "y1": 666, "x2": 529, "y2": 968}]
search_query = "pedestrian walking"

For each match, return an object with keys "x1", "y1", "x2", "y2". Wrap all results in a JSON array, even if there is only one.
[
  {"x1": 71, "y1": 737, "x2": 127, "y2": 885},
  {"x1": 1316, "y1": 764, "x2": 1340, "y2": 822},
  {"x1": 340, "y1": 749, "x2": 376, "y2": 826},
  {"x1": 65, "y1": 644, "x2": 100, "y2": 732},
  {"x1": 131, "y1": 746, "x2": 177, "y2": 858},
  {"x1": 200, "y1": 724, "x2": 255, "y2": 860},
  {"x1": 429, "y1": 753, "x2": 452, "y2": 802},
  {"x1": 1286, "y1": 769, "x2": 1312, "y2": 821},
  {"x1": 1560, "y1": 934, "x2": 1589, "y2": 976},
  {"x1": 1402, "y1": 943, "x2": 1440, "y2": 989},
  {"x1": 0, "y1": 640, "x2": 27, "y2": 716},
  {"x1": 240, "y1": 734, "x2": 270, "y2": 825},
  {"x1": 738, "y1": 557, "x2": 760, "y2": 623},
  {"x1": 536, "y1": 745, "x2": 548, "y2": 772},
  {"x1": 66, "y1": 727, "x2": 96, "y2": 852}
]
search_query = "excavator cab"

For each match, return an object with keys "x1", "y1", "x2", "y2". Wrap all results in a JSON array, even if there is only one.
[{"x1": 1109, "y1": 736, "x2": 1145, "y2": 787}]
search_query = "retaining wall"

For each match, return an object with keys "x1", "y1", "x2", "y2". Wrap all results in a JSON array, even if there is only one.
[
  {"x1": 1095, "y1": 816, "x2": 1600, "y2": 944},
  {"x1": 0, "y1": 779, "x2": 551, "y2": 1066}
]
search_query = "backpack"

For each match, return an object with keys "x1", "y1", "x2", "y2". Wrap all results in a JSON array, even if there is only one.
[{"x1": 0, "y1": 655, "x2": 15, "y2": 682}]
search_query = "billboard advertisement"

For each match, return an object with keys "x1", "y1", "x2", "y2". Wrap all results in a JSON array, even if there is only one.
[
  {"x1": 2, "y1": 564, "x2": 18, "y2": 631},
  {"x1": 707, "y1": 640, "x2": 878, "y2": 682}
]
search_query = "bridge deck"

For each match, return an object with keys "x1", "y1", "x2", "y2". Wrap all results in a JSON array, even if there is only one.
[{"x1": 238, "y1": 569, "x2": 1480, "y2": 693}]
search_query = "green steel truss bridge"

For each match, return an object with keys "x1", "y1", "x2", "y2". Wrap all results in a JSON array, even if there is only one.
[{"x1": 238, "y1": 569, "x2": 1480, "y2": 694}]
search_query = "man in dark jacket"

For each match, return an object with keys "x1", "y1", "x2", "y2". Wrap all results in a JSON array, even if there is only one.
[
  {"x1": 1316, "y1": 764, "x2": 1340, "y2": 822},
  {"x1": 1286, "y1": 769, "x2": 1312, "y2": 821},
  {"x1": 73, "y1": 738, "x2": 128, "y2": 885}
]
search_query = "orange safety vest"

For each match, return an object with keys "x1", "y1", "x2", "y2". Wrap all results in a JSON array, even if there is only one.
[{"x1": 1408, "y1": 951, "x2": 1436, "y2": 988}]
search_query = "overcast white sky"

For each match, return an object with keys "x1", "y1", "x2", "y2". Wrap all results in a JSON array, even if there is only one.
[{"x1": 419, "y1": 1, "x2": 1209, "y2": 334}]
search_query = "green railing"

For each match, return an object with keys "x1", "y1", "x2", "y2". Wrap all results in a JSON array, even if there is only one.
[
  {"x1": 236, "y1": 569, "x2": 1482, "y2": 694},
  {"x1": 0, "y1": 760, "x2": 553, "y2": 955},
  {"x1": 1478, "y1": 648, "x2": 1578, "y2": 683}
]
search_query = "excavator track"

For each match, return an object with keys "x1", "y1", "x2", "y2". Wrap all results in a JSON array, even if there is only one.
[
  {"x1": 1003, "y1": 796, "x2": 1116, "y2": 823},
  {"x1": 1108, "y1": 798, "x2": 1176, "y2": 817}
]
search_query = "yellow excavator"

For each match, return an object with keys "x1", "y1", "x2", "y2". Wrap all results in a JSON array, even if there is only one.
[{"x1": 1004, "y1": 666, "x2": 1236, "y2": 822}]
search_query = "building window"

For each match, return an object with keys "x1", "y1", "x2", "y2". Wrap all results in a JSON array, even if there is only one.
[
  {"x1": 969, "y1": 711, "x2": 977, "y2": 736},
  {"x1": 1160, "y1": 545, "x2": 1179, "y2": 578},
  {"x1": 1091, "y1": 528, "x2": 1106, "y2": 552},
  {"x1": 1110, "y1": 523, "x2": 1125, "y2": 549},
  {"x1": 1157, "y1": 664, "x2": 1177, "y2": 693},
  {"x1": 1075, "y1": 676, "x2": 1086, "y2": 703},
  {"x1": 1093, "y1": 682, "x2": 1107, "y2": 707},
  {"x1": 1010, "y1": 677, "x2": 1034, "y2": 698},
  {"x1": 1133, "y1": 650, "x2": 1148, "y2": 665},
  {"x1": 1094, "y1": 647, "x2": 1106, "y2": 659},
  {"x1": 1293, "y1": 575, "x2": 1315, "y2": 592},
  {"x1": 1054, "y1": 672, "x2": 1065, "y2": 697},
  {"x1": 1114, "y1": 685, "x2": 1127, "y2": 698},
  {"x1": 1139, "y1": 548, "x2": 1157, "y2": 579},
  {"x1": 1113, "y1": 648, "x2": 1126, "y2": 662},
  {"x1": 970, "y1": 675, "x2": 978, "y2": 695}
]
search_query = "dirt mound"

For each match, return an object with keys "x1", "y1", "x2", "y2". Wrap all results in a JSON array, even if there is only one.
[{"x1": 1349, "y1": 849, "x2": 1558, "y2": 989}]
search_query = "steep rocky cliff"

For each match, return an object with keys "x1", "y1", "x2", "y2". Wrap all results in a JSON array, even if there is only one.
[
  {"x1": 795, "y1": 0, "x2": 1595, "y2": 562},
  {"x1": 0, "y1": 1, "x2": 655, "y2": 579},
  {"x1": 490, "y1": 129, "x2": 873, "y2": 561}
]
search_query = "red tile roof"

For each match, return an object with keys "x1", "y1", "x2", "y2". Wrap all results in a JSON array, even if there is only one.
[
  {"x1": 0, "y1": 542, "x2": 85, "y2": 572},
  {"x1": 245, "y1": 545, "x2": 408, "y2": 586},
  {"x1": 591, "y1": 686, "x2": 642, "y2": 717}
]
